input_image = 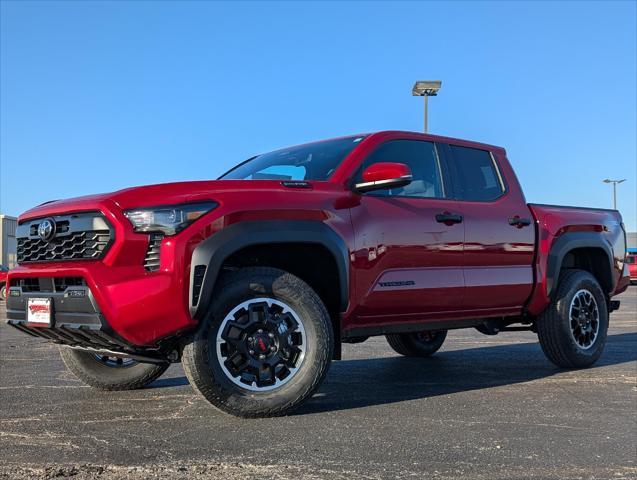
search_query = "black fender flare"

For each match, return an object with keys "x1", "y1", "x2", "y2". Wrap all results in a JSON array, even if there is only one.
[
  {"x1": 546, "y1": 231, "x2": 614, "y2": 296},
  {"x1": 188, "y1": 220, "x2": 350, "y2": 319}
]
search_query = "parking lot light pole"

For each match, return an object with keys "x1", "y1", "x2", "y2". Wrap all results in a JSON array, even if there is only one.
[
  {"x1": 412, "y1": 80, "x2": 441, "y2": 133},
  {"x1": 602, "y1": 179, "x2": 626, "y2": 209}
]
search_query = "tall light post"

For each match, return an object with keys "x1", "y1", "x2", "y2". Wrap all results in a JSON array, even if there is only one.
[
  {"x1": 412, "y1": 80, "x2": 441, "y2": 133},
  {"x1": 603, "y1": 178, "x2": 626, "y2": 209}
]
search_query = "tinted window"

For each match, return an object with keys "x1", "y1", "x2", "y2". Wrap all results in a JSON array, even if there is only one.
[
  {"x1": 627, "y1": 255, "x2": 636, "y2": 264},
  {"x1": 221, "y1": 136, "x2": 366, "y2": 181},
  {"x1": 357, "y1": 140, "x2": 444, "y2": 198},
  {"x1": 450, "y1": 145, "x2": 504, "y2": 201}
]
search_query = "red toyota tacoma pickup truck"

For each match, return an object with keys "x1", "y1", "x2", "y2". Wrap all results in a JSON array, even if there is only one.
[{"x1": 6, "y1": 131, "x2": 630, "y2": 417}]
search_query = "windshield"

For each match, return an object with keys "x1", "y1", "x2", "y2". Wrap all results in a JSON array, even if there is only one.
[{"x1": 220, "y1": 136, "x2": 366, "y2": 181}]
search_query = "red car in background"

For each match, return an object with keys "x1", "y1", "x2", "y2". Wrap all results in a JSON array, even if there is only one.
[
  {"x1": 0, "y1": 265, "x2": 8, "y2": 301},
  {"x1": 627, "y1": 253, "x2": 637, "y2": 284}
]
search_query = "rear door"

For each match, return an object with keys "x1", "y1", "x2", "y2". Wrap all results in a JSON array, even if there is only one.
[
  {"x1": 444, "y1": 144, "x2": 535, "y2": 312},
  {"x1": 349, "y1": 139, "x2": 465, "y2": 325}
]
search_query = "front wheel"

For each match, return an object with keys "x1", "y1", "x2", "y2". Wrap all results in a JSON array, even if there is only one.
[
  {"x1": 386, "y1": 330, "x2": 447, "y2": 357},
  {"x1": 182, "y1": 267, "x2": 333, "y2": 418},
  {"x1": 536, "y1": 269, "x2": 608, "y2": 368},
  {"x1": 59, "y1": 347, "x2": 169, "y2": 390}
]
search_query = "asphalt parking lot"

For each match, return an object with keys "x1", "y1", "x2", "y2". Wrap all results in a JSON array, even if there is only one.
[{"x1": 1, "y1": 288, "x2": 635, "y2": 480}]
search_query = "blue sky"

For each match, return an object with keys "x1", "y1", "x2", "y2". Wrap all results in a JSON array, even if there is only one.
[{"x1": 1, "y1": 1, "x2": 636, "y2": 230}]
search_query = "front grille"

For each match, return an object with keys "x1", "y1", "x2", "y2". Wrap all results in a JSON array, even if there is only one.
[
  {"x1": 54, "y1": 277, "x2": 86, "y2": 291},
  {"x1": 29, "y1": 220, "x2": 70, "y2": 235},
  {"x1": 16, "y1": 212, "x2": 113, "y2": 264},
  {"x1": 14, "y1": 278, "x2": 42, "y2": 292},
  {"x1": 11, "y1": 277, "x2": 86, "y2": 292},
  {"x1": 144, "y1": 234, "x2": 163, "y2": 271},
  {"x1": 17, "y1": 231, "x2": 111, "y2": 262}
]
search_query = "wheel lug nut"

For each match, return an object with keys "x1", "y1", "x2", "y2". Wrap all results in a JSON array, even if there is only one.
[
  {"x1": 259, "y1": 354, "x2": 265, "y2": 360},
  {"x1": 258, "y1": 329, "x2": 263, "y2": 334},
  {"x1": 247, "y1": 337, "x2": 253, "y2": 342},
  {"x1": 270, "y1": 346, "x2": 276, "y2": 352},
  {"x1": 249, "y1": 350, "x2": 255, "y2": 355},
  {"x1": 268, "y1": 333, "x2": 274, "y2": 338}
]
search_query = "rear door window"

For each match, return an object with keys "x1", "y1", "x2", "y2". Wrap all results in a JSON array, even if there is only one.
[{"x1": 449, "y1": 145, "x2": 504, "y2": 202}]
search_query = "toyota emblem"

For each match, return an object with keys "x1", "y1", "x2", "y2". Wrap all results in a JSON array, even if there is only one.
[{"x1": 37, "y1": 218, "x2": 56, "y2": 242}]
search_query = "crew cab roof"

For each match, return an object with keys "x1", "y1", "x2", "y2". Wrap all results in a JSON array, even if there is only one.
[{"x1": 367, "y1": 130, "x2": 507, "y2": 155}]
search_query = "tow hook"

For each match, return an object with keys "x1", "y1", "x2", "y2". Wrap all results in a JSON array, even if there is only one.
[
  {"x1": 475, "y1": 320, "x2": 501, "y2": 335},
  {"x1": 167, "y1": 350, "x2": 180, "y2": 363}
]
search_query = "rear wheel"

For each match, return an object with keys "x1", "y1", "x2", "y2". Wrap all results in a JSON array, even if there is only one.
[
  {"x1": 536, "y1": 269, "x2": 608, "y2": 368},
  {"x1": 182, "y1": 267, "x2": 333, "y2": 418},
  {"x1": 0, "y1": 283, "x2": 6, "y2": 301},
  {"x1": 59, "y1": 347, "x2": 169, "y2": 390},
  {"x1": 386, "y1": 330, "x2": 447, "y2": 357}
]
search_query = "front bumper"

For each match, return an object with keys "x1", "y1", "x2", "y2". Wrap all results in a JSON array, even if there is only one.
[
  {"x1": 7, "y1": 203, "x2": 199, "y2": 347},
  {"x1": 7, "y1": 280, "x2": 137, "y2": 353},
  {"x1": 6, "y1": 260, "x2": 197, "y2": 347}
]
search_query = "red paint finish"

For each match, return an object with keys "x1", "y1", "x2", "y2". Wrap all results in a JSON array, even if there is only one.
[
  {"x1": 8, "y1": 131, "x2": 629, "y2": 347},
  {"x1": 525, "y1": 203, "x2": 629, "y2": 315},
  {"x1": 458, "y1": 150, "x2": 536, "y2": 310},
  {"x1": 349, "y1": 195, "x2": 465, "y2": 320},
  {"x1": 361, "y1": 162, "x2": 411, "y2": 183}
]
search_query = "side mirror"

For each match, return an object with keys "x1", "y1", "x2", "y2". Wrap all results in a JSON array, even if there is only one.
[{"x1": 354, "y1": 162, "x2": 412, "y2": 193}]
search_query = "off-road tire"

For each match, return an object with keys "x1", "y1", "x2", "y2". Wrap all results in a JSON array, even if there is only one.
[
  {"x1": 59, "y1": 347, "x2": 169, "y2": 390},
  {"x1": 536, "y1": 269, "x2": 608, "y2": 368},
  {"x1": 182, "y1": 267, "x2": 333, "y2": 418},
  {"x1": 386, "y1": 330, "x2": 447, "y2": 357}
]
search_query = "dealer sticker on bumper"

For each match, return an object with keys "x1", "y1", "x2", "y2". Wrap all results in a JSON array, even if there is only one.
[{"x1": 27, "y1": 298, "x2": 52, "y2": 326}]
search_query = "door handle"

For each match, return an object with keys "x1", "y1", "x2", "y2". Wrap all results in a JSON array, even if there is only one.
[
  {"x1": 436, "y1": 212, "x2": 463, "y2": 225},
  {"x1": 508, "y1": 216, "x2": 532, "y2": 228}
]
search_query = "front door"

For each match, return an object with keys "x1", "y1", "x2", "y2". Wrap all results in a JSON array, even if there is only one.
[{"x1": 349, "y1": 139, "x2": 465, "y2": 329}]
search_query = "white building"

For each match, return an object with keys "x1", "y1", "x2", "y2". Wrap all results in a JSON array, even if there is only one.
[{"x1": 0, "y1": 214, "x2": 18, "y2": 268}]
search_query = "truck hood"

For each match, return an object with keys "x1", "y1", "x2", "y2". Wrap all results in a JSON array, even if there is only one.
[{"x1": 19, "y1": 180, "x2": 341, "y2": 221}]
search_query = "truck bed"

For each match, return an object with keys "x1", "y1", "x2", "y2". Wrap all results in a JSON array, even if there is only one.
[{"x1": 525, "y1": 203, "x2": 628, "y2": 315}]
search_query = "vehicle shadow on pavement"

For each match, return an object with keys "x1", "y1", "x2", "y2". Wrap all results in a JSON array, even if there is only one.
[
  {"x1": 294, "y1": 332, "x2": 637, "y2": 415},
  {"x1": 146, "y1": 332, "x2": 636, "y2": 411},
  {"x1": 151, "y1": 376, "x2": 191, "y2": 388}
]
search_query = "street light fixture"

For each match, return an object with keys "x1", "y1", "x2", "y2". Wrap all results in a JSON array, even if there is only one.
[
  {"x1": 602, "y1": 178, "x2": 626, "y2": 209},
  {"x1": 412, "y1": 80, "x2": 441, "y2": 134}
]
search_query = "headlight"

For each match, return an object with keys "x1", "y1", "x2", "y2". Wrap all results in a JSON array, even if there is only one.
[{"x1": 124, "y1": 201, "x2": 217, "y2": 235}]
